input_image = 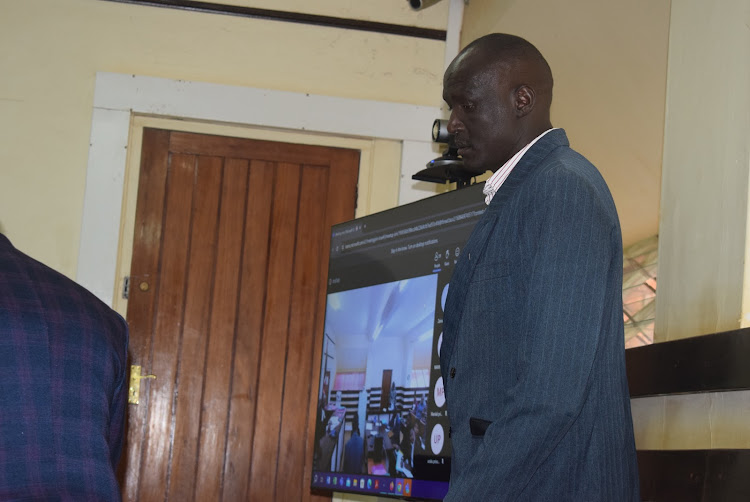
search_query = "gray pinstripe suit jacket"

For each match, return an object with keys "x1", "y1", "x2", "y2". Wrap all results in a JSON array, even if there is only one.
[{"x1": 439, "y1": 129, "x2": 640, "y2": 501}]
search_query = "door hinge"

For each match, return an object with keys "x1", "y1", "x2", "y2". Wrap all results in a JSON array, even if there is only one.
[{"x1": 122, "y1": 276, "x2": 130, "y2": 300}]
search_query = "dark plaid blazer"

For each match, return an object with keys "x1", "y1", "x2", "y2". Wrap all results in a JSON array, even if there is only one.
[
  {"x1": 0, "y1": 233, "x2": 128, "y2": 501},
  {"x1": 440, "y1": 130, "x2": 640, "y2": 501}
]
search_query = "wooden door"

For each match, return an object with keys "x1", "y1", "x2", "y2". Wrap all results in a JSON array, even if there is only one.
[
  {"x1": 380, "y1": 369, "x2": 393, "y2": 410},
  {"x1": 122, "y1": 128, "x2": 359, "y2": 501}
]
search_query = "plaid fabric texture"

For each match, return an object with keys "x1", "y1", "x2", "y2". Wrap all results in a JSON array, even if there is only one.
[{"x1": 0, "y1": 234, "x2": 129, "y2": 501}]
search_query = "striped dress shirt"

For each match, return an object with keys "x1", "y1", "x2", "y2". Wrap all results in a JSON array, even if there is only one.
[{"x1": 482, "y1": 128, "x2": 558, "y2": 205}]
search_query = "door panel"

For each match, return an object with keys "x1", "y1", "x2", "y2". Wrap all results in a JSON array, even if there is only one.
[
  {"x1": 121, "y1": 129, "x2": 170, "y2": 501},
  {"x1": 194, "y1": 158, "x2": 249, "y2": 500},
  {"x1": 381, "y1": 370, "x2": 394, "y2": 410},
  {"x1": 246, "y1": 162, "x2": 303, "y2": 501},
  {"x1": 139, "y1": 152, "x2": 195, "y2": 500},
  {"x1": 275, "y1": 165, "x2": 329, "y2": 501},
  {"x1": 168, "y1": 155, "x2": 222, "y2": 499},
  {"x1": 123, "y1": 129, "x2": 359, "y2": 501},
  {"x1": 222, "y1": 160, "x2": 275, "y2": 500}
]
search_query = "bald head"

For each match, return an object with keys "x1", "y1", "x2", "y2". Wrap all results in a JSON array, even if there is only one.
[
  {"x1": 459, "y1": 34, "x2": 553, "y2": 109},
  {"x1": 442, "y1": 34, "x2": 554, "y2": 174}
]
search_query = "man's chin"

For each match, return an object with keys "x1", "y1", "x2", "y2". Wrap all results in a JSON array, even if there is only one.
[{"x1": 459, "y1": 161, "x2": 489, "y2": 177}]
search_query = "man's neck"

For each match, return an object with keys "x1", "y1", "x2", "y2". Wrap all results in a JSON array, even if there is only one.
[
  {"x1": 493, "y1": 124, "x2": 553, "y2": 172},
  {"x1": 520, "y1": 121, "x2": 553, "y2": 146}
]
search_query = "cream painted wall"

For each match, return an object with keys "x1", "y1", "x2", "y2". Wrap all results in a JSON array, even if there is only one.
[
  {"x1": 631, "y1": 389, "x2": 750, "y2": 450},
  {"x1": 632, "y1": 0, "x2": 750, "y2": 451},
  {"x1": 460, "y1": 0, "x2": 670, "y2": 247},
  {"x1": 0, "y1": 0, "x2": 447, "y2": 277},
  {"x1": 656, "y1": 0, "x2": 750, "y2": 342}
]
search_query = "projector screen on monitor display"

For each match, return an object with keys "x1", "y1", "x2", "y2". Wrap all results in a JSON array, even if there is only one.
[{"x1": 310, "y1": 183, "x2": 486, "y2": 500}]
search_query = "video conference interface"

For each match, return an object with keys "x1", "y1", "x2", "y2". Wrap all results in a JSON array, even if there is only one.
[{"x1": 311, "y1": 184, "x2": 486, "y2": 500}]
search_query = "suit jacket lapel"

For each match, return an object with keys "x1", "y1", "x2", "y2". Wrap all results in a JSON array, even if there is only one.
[
  {"x1": 441, "y1": 211, "x2": 498, "y2": 370},
  {"x1": 484, "y1": 129, "x2": 570, "y2": 215},
  {"x1": 441, "y1": 129, "x2": 570, "y2": 369}
]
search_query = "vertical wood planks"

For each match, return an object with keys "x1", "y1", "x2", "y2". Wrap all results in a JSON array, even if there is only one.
[
  {"x1": 166, "y1": 156, "x2": 222, "y2": 499},
  {"x1": 194, "y1": 159, "x2": 250, "y2": 500},
  {"x1": 222, "y1": 160, "x2": 275, "y2": 500},
  {"x1": 276, "y1": 165, "x2": 330, "y2": 501},
  {"x1": 137, "y1": 153, "x2": 195, "y2": 500},
  {"x1": 125, "y1": 131, "x2": 359, "y2": 502},
  {"x1": 122, "y1": 128, "x2": 170, "y2": 501},
  {"x1": 249, "y1": 163, "x2": 302, "y2": 500}
]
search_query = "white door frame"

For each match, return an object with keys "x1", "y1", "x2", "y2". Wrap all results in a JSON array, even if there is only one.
[{"x1": 78, "y1": 72, "x2": 441, "y2": 306}]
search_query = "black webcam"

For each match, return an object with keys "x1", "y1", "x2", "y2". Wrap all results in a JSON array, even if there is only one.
[{"x1": 412, "y1": 119, "x2": 476, "y2": 189}]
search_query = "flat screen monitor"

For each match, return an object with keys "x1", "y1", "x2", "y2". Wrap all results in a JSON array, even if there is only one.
[{"x1": 310, "y1": 183, "x2": 486, "y2": 500}]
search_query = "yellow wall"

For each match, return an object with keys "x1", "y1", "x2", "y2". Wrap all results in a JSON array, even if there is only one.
[
  {"x1": 1, "y1": 0, "x2": 670, "y2": 272},
  {"x1": 656, "y1": 0, "x2": 750, "y2": 342},
  {"x1": 461, "y1": 0, "x2": 670, "y2": 247},
  {"x1": 631, "y1": 0, "x2": 750, "y2": 451},
  {"x1": 0, "y1": 0, "x2": 448, "y2": 277}
]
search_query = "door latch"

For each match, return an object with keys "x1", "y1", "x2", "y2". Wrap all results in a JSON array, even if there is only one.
[{"x1": 128, "y1": 365, "x2": 156, "y2": 405}]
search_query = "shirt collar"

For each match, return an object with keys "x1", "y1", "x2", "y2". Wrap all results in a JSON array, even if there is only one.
[{"x1": 482, "y1": 128, "x2": 558, "y2": 205}]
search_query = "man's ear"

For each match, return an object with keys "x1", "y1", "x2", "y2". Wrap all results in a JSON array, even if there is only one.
[{"x1": 515, "y1": 85, "x2": 535, "y2": 117}]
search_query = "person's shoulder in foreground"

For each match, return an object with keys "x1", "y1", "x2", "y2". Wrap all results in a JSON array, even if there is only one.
[
  {"x1": 0, "y1": 232, "x2": 129, "y2": 501},
  {"x1": 439, "y1": 33, "x2": 640, "y2": 501}
]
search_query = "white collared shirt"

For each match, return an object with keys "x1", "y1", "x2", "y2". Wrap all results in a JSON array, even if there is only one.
[{"x1": 482, "y1": 128, "x2": 558, "y2": 205}]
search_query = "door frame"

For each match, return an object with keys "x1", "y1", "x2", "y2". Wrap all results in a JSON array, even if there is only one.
[
  {"x1": 77, "y1": 72, "x2": 442, "y2": 309},
  {"x1": 111, "y1": 115, "x2": 387, "y2": 315}
]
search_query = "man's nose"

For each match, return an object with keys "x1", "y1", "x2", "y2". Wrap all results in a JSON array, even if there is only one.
[{"x1": 446, "y1": 112, "x2": 463, "y2": 135}]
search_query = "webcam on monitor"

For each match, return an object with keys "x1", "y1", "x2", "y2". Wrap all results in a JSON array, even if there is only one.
[
  {"x1": 407, "y1": 0, "x2": 443, "y2": 11},
  {"x1": 411, "y1": 119, "x2": 477, "y2": 189}
]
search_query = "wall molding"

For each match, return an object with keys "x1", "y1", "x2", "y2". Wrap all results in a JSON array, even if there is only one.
[
  {"x1": 626, "y1": 328, "x2": 750, "y2": 398},
  {"x1": 638, "y1": 449, "x2": 750, "y2": 501},
  {"x1": 100, "y1": 0, "x2": 447, "y2": 40}
]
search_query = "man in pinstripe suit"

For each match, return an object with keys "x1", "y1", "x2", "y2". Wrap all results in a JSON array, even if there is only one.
[{"x1": 439, "y1": 34, "x2": 640, "y2": 500}]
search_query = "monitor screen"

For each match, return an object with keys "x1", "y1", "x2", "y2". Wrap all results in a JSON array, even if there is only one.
[{"x1": 310, "y1": 183, "x2": 486, "y2": 500}]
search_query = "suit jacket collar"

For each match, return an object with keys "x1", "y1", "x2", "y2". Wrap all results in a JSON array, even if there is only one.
[
  {"x1": 440, "y1": 129, "x2": 569, "y2": 369},
  {"x1": 0, "y1": 233, "x2": 12, "y2": 253},
  {"x1": 484, "y1": 128, "x2": 570, "y2": 214}
]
